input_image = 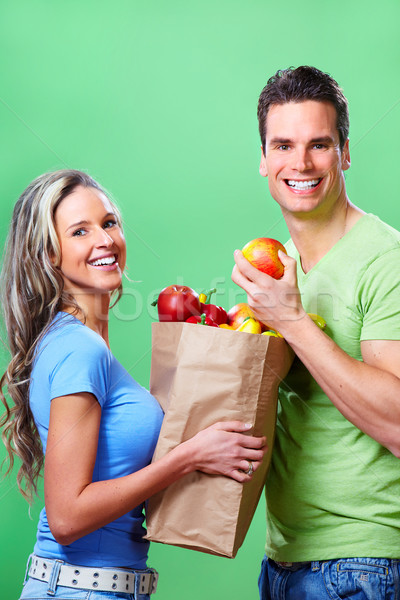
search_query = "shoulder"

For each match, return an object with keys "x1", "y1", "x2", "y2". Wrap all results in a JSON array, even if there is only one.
[
  {"x1": 353, "y1": 215, "x2": 400, "y2": 278},
  {"x1": 355, "y1": 214, "x2": 400, "y2": 255},
  {"x1": 32, "y1": 313, "x2": 112, "y2": 405},
  {"x1": 34, "y1": 313, "x2": 110, "y2": 372}
]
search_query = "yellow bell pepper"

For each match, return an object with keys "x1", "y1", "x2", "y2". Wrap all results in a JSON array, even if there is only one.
[
  {"x1": 198, "y1": 293, "x2": 207, "y2": 304},
  {"x1": 262, "y1": 330, "x2": 283, "y2": 338},
  {"x1": 237, "y1": 317, "x2": 262, "y2": 334},
  {"x1": 308, "y1": 313, "x2": 327, "y2": 329}
]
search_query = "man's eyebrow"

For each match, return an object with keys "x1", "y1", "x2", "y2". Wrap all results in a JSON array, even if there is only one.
[
  {"x1": 268, "y1": 136, "x2": 336, "y2": 146},
  {"x1": 268, "y1": 137, "x2": 292, "y2": 145},
  {"x1": 310, "y1": 136, "x2": 335, "y2": 144}
]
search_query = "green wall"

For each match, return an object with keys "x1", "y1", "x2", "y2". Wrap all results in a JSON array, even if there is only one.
[{"x1": 1, "y1": 1, "x2": 399, "y2": 598}]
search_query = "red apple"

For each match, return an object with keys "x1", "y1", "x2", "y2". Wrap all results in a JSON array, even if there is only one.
[
  {"x1": 227, "y1": 302, "x2": 260, "y2": 330},
  {"x1": 242, "y1": 237, "x2": 287, "y2": 279},
  {"x1": 156, "y1": 285, "x2": 201, "y2": 322}
]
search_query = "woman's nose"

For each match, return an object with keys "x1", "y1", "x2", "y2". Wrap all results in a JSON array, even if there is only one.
[{"x1": 95, "y1": 227, "x2": 113, "y2": 246}]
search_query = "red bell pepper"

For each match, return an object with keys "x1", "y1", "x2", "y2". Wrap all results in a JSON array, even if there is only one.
[
  {"x1": 186, "y1": 313, "x2": 219, "y2": 327},
  {"x1": 199, "y1": 288, "x2": 228, "y2": 325}
]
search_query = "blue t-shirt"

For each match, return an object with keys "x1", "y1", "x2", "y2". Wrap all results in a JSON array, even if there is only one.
[{"x1": 30, "y1": 312, "x2": 164, "y2": 568}]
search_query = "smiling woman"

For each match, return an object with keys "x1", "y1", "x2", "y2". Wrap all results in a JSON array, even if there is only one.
[
  {"x1": 0, "y1": 169, "x2": 267, "y2": 600},
  {"x1": 52, "y1": 185, "x2": 127, "y2": 338}
]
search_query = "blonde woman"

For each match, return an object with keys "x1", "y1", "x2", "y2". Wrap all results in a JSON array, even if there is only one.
[{"x1": 1, "y1": 170, "x2": 266, "y2": 600}]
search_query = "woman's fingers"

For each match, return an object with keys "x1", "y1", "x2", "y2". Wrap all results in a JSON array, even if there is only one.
[
  {"x1": 209, "y1": 420, "x2": 254, "y2": 433},
  {"x1": 210, "y1": 421, "x2": 266, "y2": 444},
  {"x1": 188, "y1": 421, "x2": 268, "y2": 481},
  {"x1": 230, "y1": 459, "x2": 265, "y2": 483}
]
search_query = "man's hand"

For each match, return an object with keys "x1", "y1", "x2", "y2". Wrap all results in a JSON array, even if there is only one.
[
  {"x1": 232, "y1": 249, "x2": 306, "y2": 335},
  {"x1": 232, "y1": 249, "x2": 400, "y2": 457}
]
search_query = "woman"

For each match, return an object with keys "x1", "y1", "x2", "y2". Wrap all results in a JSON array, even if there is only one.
[{"x1": 0, "y1": 170, "x2": 266, "y2": 599}]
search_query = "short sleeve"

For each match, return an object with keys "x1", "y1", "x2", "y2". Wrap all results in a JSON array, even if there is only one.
[
  {"x1": 358, "y1": 248, "x2": 400, "y2": 341},
  {"x1": 48, "y1": 333, "x2": 111, "y2": 407}
]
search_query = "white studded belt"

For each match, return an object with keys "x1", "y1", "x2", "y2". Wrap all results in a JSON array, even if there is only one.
[{"x1": 28, "y1": 555, "x2": 158, "y2": 594}]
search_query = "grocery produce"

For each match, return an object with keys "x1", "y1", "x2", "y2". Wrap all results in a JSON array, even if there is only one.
[
  {"x1": 186, "y1": 313, "x2": 219, "y2": 327},
  {"x1": 262, "y1": 330, "x2": 283, "y2": 338},
  {"x1": 152, "y1": 256, "x2": 327, "y2": 339},
  {"x1": 152, "y1": 285, "x2": 201, "y2": 322},
  {"x1": 227, "y1": 303, "x2": 261, "y2": 330},
  {"x1": 308, "y1": 313, "x2": 327, "y2": 330},
  {"x1": 236, "y1": 317, "x2": 262, "y2": 335},
  {"x1": 198, "y1": 289, "x2": 228, "y2": 325},
  {"x1": 242, "y1": 237, "x2": 287, "y2": 279}
]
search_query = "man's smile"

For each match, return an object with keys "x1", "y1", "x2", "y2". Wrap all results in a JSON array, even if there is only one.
[{"x1": 284, "y1": 178, "x2": 322, "y2": 191}]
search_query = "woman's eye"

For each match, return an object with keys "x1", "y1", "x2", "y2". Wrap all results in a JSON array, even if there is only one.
[
  {"x1": 104, "y1": 219, "x2": 117, "y2": 229},
  {"x1": 72, "y1": 228, "x2": 86, "y2": 237}
]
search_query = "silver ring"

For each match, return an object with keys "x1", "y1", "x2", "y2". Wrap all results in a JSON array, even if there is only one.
[{"x1": 245, "y1": 460, "x2": 254, "y2": 475}]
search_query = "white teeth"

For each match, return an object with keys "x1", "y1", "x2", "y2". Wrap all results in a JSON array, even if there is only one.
[
  {"x1": 287, "y1": 179, "x2": 321, "y2": 190},
  {"x1": 91, "y1": 256, "x2": 116, "y2": 266}
]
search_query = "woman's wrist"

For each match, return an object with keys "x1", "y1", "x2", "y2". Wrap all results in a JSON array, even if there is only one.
[{"x1": 164, "y1": 438, "x2": 197, "y2": 477}]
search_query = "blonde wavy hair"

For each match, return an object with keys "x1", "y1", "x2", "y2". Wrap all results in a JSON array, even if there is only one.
[{"x1": 0, "y1": 169, "x2": 123, "y2": 502}]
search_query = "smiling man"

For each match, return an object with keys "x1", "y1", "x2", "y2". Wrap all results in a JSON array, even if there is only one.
[{"x1": 232, "y1": 67, "x2": 400, "y2": 599}]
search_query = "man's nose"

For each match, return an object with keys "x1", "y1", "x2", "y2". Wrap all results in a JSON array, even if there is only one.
[{"x1": 292, "y1": 147, "x2": 312, "y2": 172}]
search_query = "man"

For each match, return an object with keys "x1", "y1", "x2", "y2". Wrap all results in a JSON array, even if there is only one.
[{"x1": 232, "y1": 66, "x2": 400, "y2": 599}]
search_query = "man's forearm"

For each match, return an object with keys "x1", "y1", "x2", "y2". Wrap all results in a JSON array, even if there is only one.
[{"x1": 282, "y1": 315, "x2": 400, "y2": 456}]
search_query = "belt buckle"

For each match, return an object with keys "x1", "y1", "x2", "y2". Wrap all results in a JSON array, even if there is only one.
[
  {"x1": 138, "y1": 570, "x2": 159, "y2": 595},
  {"x1": 150, "y1": 570, "x2": 159, "y2": 594}
]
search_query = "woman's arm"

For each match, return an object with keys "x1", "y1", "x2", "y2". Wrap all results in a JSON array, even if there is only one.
[{"x1": 45, "y1": 392, "x2": 267, "y2": 545}]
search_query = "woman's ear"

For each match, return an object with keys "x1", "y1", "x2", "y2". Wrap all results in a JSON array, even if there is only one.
[{"x1": 48, "y1": 249, "x2": 59, "y2": 267}]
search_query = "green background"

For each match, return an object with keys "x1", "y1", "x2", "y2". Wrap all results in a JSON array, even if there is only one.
[{"x1": 1, "y1": 1, "x2": 399, "y2": 598}]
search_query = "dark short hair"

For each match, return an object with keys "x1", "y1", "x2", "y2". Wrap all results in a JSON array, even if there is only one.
[{"x1": 257, "y1": 66, "x2": 349, "y2": 151}]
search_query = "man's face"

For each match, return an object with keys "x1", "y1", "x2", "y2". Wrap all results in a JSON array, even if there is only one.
[{"x1": 260, "y1": 100, "x2": 350, "y2": 218}]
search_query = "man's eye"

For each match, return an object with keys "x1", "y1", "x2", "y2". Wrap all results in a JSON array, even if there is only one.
[
  {"x1": 278, "y1": 144, "x2": 290, "y2": 151},
  {"x1": 313, "y1": 144, "x2": 326, "y2": 150}
]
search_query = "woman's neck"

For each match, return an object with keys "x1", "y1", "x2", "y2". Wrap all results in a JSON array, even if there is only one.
[{"x1": 62, "y1": 293, "x2": 111, "y2": 347}]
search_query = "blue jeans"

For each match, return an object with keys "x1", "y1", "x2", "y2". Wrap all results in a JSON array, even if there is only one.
[
  {"x1": 258, "y1": 555, "x2": 400, "y2": 599},
  {"x1": 19, "y1": 556, "x2": 153, "y2": 600}
]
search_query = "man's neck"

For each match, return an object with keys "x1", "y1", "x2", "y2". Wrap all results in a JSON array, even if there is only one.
[{"x1": 284, "y1": 201, "x2": 365, "y2": 273}]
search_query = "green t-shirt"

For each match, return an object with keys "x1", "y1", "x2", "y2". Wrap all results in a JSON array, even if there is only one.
[{"x1": 265, "y1": 214, "x2": 400, "y2": 561}]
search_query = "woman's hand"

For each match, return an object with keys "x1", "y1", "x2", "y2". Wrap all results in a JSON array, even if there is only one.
[
  {"x1": 182, "y1": 421, "x2": 267, "y2": 483},
  {"x1": 45, "y1": 396, "x2": 267, "y2": 545}
]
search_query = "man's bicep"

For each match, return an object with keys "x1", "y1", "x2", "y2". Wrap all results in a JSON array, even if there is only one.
[{"x1": 361, "y1": 339, "x2": 400, "y2": 379}]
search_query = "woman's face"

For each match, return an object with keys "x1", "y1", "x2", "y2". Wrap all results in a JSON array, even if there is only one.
[{"x1": 53, "y1": 185, "x2": 126, "y2": 302}]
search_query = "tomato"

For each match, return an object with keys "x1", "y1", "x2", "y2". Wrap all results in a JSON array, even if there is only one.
[{"x1": 156, "y1": 285, "x2": 202, "y2": 322}]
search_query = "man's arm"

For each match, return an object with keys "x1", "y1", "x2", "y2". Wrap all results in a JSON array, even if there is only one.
[{"x1": 232, "y1": 249, "x2": 400, "y2": 456}]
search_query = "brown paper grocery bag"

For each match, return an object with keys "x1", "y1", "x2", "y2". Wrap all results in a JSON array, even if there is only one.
[{"x1": 146, "y1": 322, "x2": 293, "y2": 558}]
